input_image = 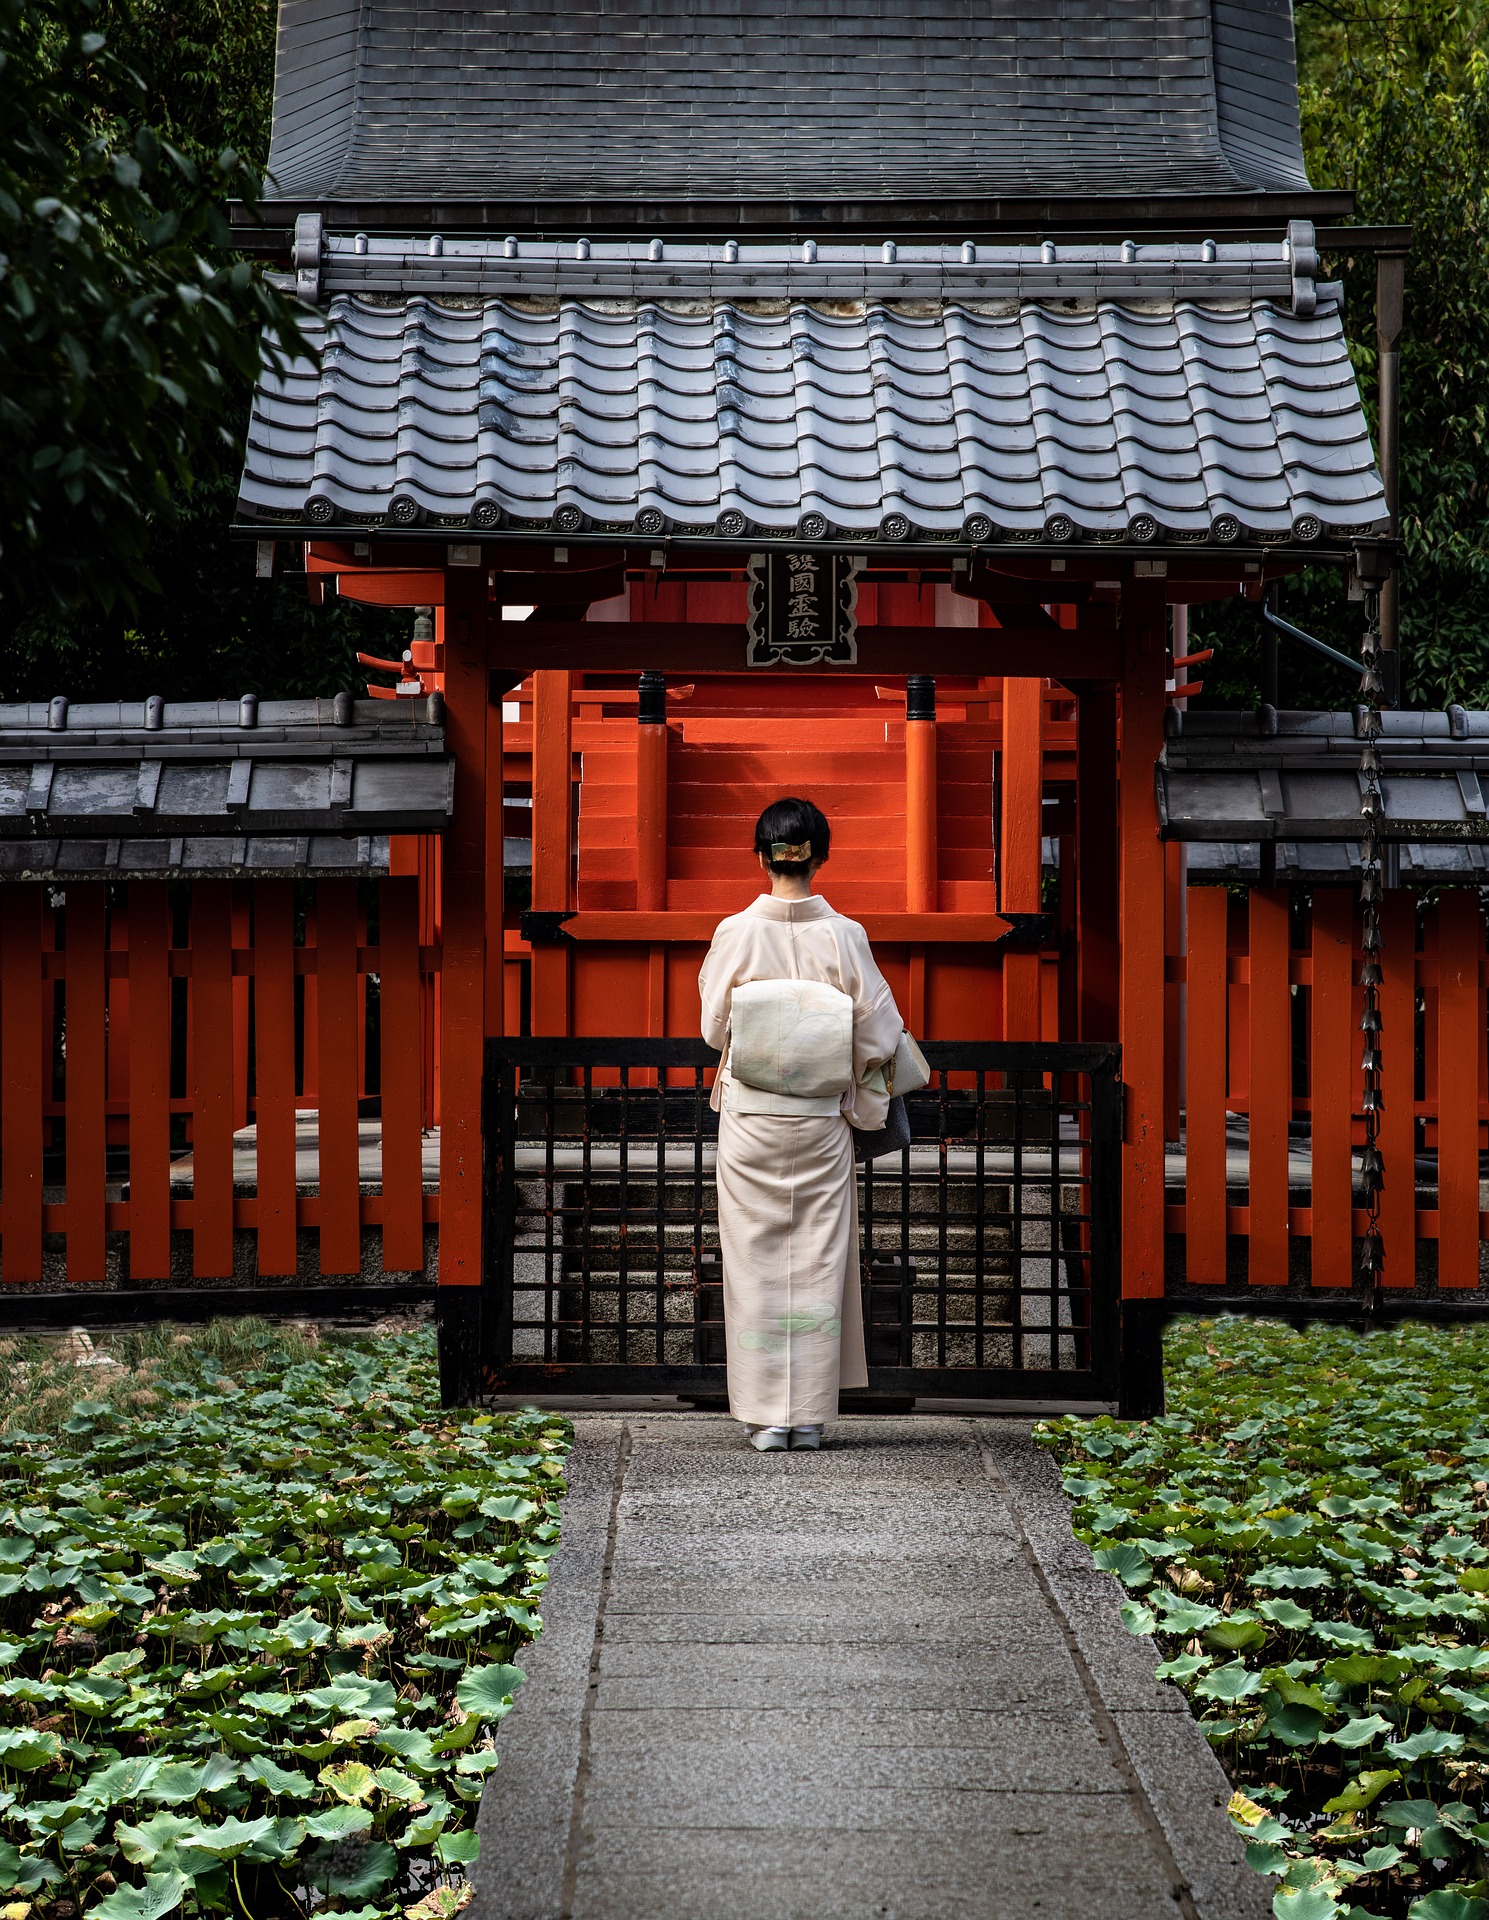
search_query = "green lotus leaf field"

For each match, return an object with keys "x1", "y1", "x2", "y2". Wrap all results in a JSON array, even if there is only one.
[
  {"x1": 1040, "y1": 1316, "x2": 1489, "y2": 1920},
  {"x1": 0, "y1": 1323, "x2": 569, "y2": 1920}
]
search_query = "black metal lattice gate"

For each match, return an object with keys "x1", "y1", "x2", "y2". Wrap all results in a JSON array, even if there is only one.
[{"x1": 477, "y1": 1038, "x2": 1123, "y2": 1404}]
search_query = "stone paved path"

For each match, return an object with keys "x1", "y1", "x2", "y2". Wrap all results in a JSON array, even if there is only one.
[{"x1": 473, "y1": 1416, "x2": 1265, "y2": 1920}]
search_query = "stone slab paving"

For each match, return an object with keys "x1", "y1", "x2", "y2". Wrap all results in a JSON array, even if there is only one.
[{"x1": 472, "y1": 1416, "x2": 1266, "y2": 1920}]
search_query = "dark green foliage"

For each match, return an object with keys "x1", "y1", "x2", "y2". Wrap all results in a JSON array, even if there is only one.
[
  {"x1": 0, "y1": 0, "x2": 309, "y2": 619},
  {"x1": 3, "y1": 472, "x2": 410, "y2": 706},
  {"x1": 1042, "y1": 1316, "x2": 1489, "y2": 1919},
  {"x1": 0, "y1": 0, "x2": 411, "y2": 699},
  {"x1": 1196, "y1": 3, "x2": 1489, "y2": 713}
]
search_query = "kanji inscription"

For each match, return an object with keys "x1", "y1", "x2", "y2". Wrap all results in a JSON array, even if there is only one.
[{"x1": 745, "y1": 551, "x2": 861, "y2": 666}]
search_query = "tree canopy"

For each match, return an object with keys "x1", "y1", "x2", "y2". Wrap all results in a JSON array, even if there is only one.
[
  {"x1": 1196, "y1": 0, "x2": 1489, "y2": 710},
  {"x1": 0, "y1": 0, "x2": 402, "y2": 701}
]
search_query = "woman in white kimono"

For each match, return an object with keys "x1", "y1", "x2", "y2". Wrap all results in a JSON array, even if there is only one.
[{"x1": 698, "y1": 798, "x2": 906, "y2": 1451}]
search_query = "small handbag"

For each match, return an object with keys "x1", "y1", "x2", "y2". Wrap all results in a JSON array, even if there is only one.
[
  {"x1": 853, "y1": 1093, "x2": 912, "y2": 1162},
  {"x1": 886, "y1": 1029, "x2": 931, "y2": 1097},
  {"x1": 859, "y1": 1029, "x2": 932, "y2": 1099}
]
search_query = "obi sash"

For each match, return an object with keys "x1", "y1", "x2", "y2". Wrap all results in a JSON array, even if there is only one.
[{"x1": 726, "y1": 977, "x2": 854, "y2": 1117}]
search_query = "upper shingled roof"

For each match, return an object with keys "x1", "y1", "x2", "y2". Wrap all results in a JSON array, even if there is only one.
[{"x1": 263, "y1": 0, "x2": 1312, "y2": 212}]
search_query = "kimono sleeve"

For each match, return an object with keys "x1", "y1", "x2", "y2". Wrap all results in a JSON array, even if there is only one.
[
  {"x1": 697, "y1": 923, "x2": 737, "y2": 1052},
  {"x1": 848, "y1": 932, "x2": 905, "y2": 1086}
]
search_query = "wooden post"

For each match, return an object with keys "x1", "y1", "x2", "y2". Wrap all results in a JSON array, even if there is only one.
[
  {"x1": 531, "y1": 669, "x2": 574, "y2": 1034},
  {"x1": 437, "y1": 568, "x2": 490, "y2": 1396},
  {"x1": 1000, "y1": 676, "x2": 1043, "y2": 1040},
  {"x1": 191, "y1": 882, "x2": 235, "y2": 1279},
  {"x1": 636, "y1": 672, "x2": 669, "y2": 912},
  {"x1": 905, "y1": 676, "x2": 937, "y2": 914},
  {"x1": 1248, "y1": 887, "x2": 1291, "y2": 1285},
  {"x1": 1378, "y1": 890, "x2": 1416, "y2": 1286},
  {"x1": 127, "y1": 882, "x2": 172, "y2": 1281},
  {"x1": 1309, "y1": 889, "x2": 1356, "y2": 1288},
  {"x1": 1074, "y1": 682, "x2": 1120, "y2": 1041},
  {"x1": 378, "y1": 876, "x2": 427, "y2": 1275},
  {"x1": 1437, "y1": 890, "x2": 1480, "y2": 1286},
  {"x1": 1183, "y1": 885, "x2": 1228, "y2": 1285},
  {"x1": 253, "y1": 880, "x2": 299, "y2": 1277},
  {"x1": 0, "y1": 885, "x2": 45, "y2": 1282},
  {"x1": 65, "y1": 884, "x2": 109, "y2": 1283},
  {"x1": 1119, "y1": 579, "x2": 1168, "y2": 1301},
  {"x1": 485, "y1": 682, "x2": 505, "y2": 1039},
  {"x1": 315, "y1": 879, "x2": 362, "y2": 1276}
]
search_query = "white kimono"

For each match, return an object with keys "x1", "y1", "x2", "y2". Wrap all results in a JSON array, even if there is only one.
[{"x1": 698, "y1": 894, "x2": 905, "y2": 1428}]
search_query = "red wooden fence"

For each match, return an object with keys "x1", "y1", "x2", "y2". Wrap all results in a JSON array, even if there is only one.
[
  {"x1": 0, "y1": 877, "x2": 438, "y2": 1285},
  {"x1": 1169, "y1": 886, "x2": 1488, "y2": 1290}
]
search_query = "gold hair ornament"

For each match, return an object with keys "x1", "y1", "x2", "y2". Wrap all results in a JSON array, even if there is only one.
[{"x1": 770, "y1": 840, "x2": 813, "y2": 861}]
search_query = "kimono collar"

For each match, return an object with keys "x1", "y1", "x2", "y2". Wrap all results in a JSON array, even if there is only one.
[{"x1": 747, "y1": 893, "x2": 838, "y2": 923}]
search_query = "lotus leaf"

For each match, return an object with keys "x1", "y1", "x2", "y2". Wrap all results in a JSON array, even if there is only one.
[
  {"x1": 0, "y1": 1731, "x2": 61, "y2": 1771},
  {"x1": 1197, "y1": 1662, "x2": 1265, "y2": 1703},
  {"x1": 183, "y1": 1816, "x2": 275, "y2": 1860},
  {"x1": 114, "y1": 1813, "x2": 211, "y2": 1870},
  {"x1": 1273, "y1": 1878, "x2": 1343, "y2": 1918},
  {"x1": 89, "y1": 1868, "x2": 191, "y2": 1920},
  {"x1": 1155, "y1": 1597, "x2": 1223, "y2": 1635},
  {"x1": 302, "y1": 1805, "x2": 374, "y2": 1841},
  {"x1": 1155, "y1": 1652, "x2": 1212, "y2": 1682},
  {"x1": 430, "y1": 1715, "x2": 481, "y2": 1755},
  {"x1": 434, "y1": 1829, "x2": 480, "y2": 1866},
  {"x1": 240, "y1": 1757, "x2": 313, "y2": 1799},
  {"x1": 398, "y1": 1799, "x2": 451, "y2": 1848},
  {"x1": 1330, "y1": 1715, "x2": 1392, "y2": 1750},
  {"x1": 1259, "y1": 1600, "x2": 1314, "y2": 1632},
  {"x1": 1207, "y1": 1619, "x2": 1269, "y2": 1655},
  {"x1": 319, "y1": 1763, "x2": 378, "y2": 1805},
  {"x1": 479, "y1": 1496, "x2": 537, "y2": 1524},
  {"x1": 1386, "y1": 1729, "x2": 1466, "y2": 1762},
  {"x1": 453, "y1": 1663, "x2": 525, "y2": 1720},
  {"x1": 240, "y1": 1815, "x2": 306, "y2": 1864}
]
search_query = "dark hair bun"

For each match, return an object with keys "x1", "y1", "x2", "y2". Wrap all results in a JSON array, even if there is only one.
[{"x1": 753, "y1": 797, "x2": 830, "y2": 874}]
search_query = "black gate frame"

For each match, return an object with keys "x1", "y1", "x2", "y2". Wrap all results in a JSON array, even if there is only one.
[{"x1": 447, "y1": 1037, "x2": 1127, "y2": 1409}]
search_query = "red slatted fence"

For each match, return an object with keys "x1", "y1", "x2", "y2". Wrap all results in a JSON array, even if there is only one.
[
  {"x1": 1170, "y1": 887, "x2": 1488, "y2": 1290},
  {"x1": 0, "y1": 877, "x2": 438, "y2": 1285}
]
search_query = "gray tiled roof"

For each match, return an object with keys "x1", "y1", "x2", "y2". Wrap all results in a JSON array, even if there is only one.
[
  {"x1": 0, "y1": 835, "x2": 394, "y2": 881},
  {"x1": 238, "y1": 238, "x2": 1388, "y2": 544},
  {"x1": 1188, "y1": 841, "x2": 1489, "y2": 885},
  {"x1": 0, "y1": 698, "x2": 452, "y2": 845},
  {"x1": 264, "y1": 0, "x2": 1310, "y2": 208},
  {"x1": 1160, "y1": 709, "x2": 1489, "y2": 844}
]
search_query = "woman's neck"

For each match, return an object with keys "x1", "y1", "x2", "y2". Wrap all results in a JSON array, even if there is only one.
[{"x1": 768, "y1": 874, "x2": 813, "y2": 901}]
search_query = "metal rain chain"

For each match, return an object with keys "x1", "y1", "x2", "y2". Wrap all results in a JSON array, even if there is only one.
[{"x1": 1357, "y1": 588, "x2": 1386, "y2": 1283}]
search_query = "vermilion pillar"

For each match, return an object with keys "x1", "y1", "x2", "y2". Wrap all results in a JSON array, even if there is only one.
[
  {"x1": 905, "y1": 676, "x2": 938, "y2": 913},
  {"x1": 531, "y1": 670, "x2": 574, "y2": 1034},
  {"x1": 636, "y1": 672, "x2": 669, "y2": 912},
  {"x1": 1000, "y1": 677, "x2": 1044, "y2": 1039},
  {"x1": 437, "y1": 568, "x2": 490, "y2": 1396},
  {"x1": 1119, "y1": 578, "x2": 1169, "y2": 1306},
  {"x1": 1074, "y1": 681, "x2": 1120, "y2": 1041}
]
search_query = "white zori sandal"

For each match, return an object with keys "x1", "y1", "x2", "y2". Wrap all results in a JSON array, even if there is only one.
[
  {"x1": 789, "y1": 1427, "x2": 824, "y2": 1450},
  {"x1": 749, "y1": 1427, "x2": 791, "y2": 1451}
]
